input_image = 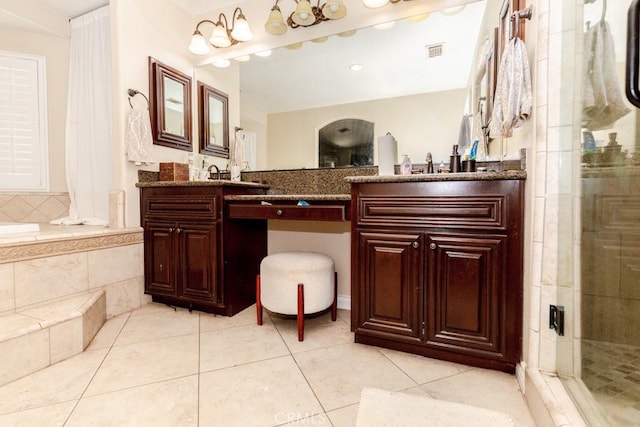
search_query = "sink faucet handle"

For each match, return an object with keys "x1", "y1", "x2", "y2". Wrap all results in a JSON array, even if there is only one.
[{"x1": 207, "y1": 164, "x2": 221, "y2": 180}]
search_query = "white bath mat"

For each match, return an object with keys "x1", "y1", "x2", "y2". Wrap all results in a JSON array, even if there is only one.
[{"x1": 356, "y1": 387, "x2": 515, "y2": 427}]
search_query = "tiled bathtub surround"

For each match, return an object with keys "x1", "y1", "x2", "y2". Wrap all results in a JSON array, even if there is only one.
[
  {"x1": 0, "y1": 224, "x2": 147, "y2": 386},
  {"x1": 0, "y1": 225, "x2": 146, "y2": 317},
  {"x1": 0, "y1": 193, "x2": 70, "y2": 223}
]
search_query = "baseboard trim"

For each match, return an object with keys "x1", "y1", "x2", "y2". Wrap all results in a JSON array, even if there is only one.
[{"x1": 337, "y1": 295, "x2": 351, "y2": 311}]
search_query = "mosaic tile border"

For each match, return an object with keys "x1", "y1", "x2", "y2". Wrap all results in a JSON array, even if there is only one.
[{"x1": 0, "y1": 231, "x2": 143, "y2": 264}]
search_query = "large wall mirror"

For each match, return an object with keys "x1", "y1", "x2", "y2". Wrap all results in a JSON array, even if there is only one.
[
  {"x1": 232, "y1": 1, "x2": 493, "y2": 169},
  {"x1": 198, "y1": 82, "x2": 229, "y2": 158},
  {"x1": 149, "y1": 57, "x2": 192, "y2": 151}
]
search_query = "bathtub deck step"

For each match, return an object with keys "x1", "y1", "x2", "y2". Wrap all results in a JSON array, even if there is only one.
[{"x1": 0, "y1": 290, "x2": 106, "y2": 387}]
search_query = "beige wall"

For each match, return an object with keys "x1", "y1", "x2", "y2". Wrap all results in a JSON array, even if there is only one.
[
  {"x1": 266, "y1": 89, "x2": 468, "y2": 170},
  {"x1": 0, "y1": 27, "x2": 69, "y2": 192},
  {"x1": 111, "y1": 0, "x2": 243, "y2": 227}
]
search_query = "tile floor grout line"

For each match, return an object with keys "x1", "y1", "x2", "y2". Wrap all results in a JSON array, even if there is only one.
[
  {"x1": 269, "y1": 311, "x2": 334, "y2": 426},
  {"x1": 62, "y1": 310, "x2": 133, "y2": 426}
]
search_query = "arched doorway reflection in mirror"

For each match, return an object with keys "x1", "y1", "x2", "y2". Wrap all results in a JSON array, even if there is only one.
[{"x1": 318, "y1": 118, "x2": 374, "y2": 168}]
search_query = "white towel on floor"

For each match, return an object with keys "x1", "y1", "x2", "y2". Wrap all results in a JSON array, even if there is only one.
[
  {"x1": 125, "y1": 107, "x2": 155, "y2": 165},
  {"x1": 489, "y1": 36, "x2": 532, "y2": 138}
]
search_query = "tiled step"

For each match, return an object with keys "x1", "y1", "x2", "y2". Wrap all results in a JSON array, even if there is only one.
[{"x1": 0, "y1": 290, "x2": 106, "y2": 386}]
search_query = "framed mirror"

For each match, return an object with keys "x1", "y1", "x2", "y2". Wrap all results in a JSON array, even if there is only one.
[
  {"x1": 149, "y1": 57, "x2": 192, "y2": 151},
  {"x1": 198, "y1": 82, "x2": 229, "y2": 158}
]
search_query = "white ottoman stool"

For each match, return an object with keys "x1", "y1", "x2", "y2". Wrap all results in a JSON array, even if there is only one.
[{"x1": 256, "y1": 251, "x2": 337, "y2": 341}]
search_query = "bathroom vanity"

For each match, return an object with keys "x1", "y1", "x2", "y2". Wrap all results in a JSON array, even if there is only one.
[
  {"x1": 346, "y1": 172, "x2": 525, "y2": 373},
  {"x1": 138, "y1": 181, "x2": 269, "y2": 316}
]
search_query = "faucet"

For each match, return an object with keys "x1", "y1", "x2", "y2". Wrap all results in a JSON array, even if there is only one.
[{"x1": 207, "y1": 164, "x2": 221, "y2": 180}]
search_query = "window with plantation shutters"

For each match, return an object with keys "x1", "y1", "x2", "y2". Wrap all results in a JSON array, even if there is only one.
[{"x1": 0, "y1": 51, "x2": 48, "y2": 191}]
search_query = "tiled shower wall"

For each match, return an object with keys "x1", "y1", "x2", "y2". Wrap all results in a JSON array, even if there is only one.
[{"x1": 0, "y1": 193, "x2": 70, "y2": 223}]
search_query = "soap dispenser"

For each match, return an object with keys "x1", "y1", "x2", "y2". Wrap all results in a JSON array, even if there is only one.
[
  {"x1": 401, "y1": 155, "x2": 412, "y2": 175},
  {"x1": 450, "y1": 144, "x2": 462, "y2": 173}
]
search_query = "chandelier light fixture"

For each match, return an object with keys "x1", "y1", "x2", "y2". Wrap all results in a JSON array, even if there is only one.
[
  {"x1": 189, "y1": 7, "x2": 253, "y2": 55},
  {"x1": 265, "y1": 0, "x2": 347, "y2": 35}
]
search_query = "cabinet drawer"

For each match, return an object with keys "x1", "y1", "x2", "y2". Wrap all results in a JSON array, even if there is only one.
[
  {"x1": 228, "y1": 204, "x2": 347, "y2": 221},
  {"x1": 144, "y1": 196, "x2": 217, "y2": 219},
  {"x1": 357, "y1": 196, "x2": 506, "y2": 230}
]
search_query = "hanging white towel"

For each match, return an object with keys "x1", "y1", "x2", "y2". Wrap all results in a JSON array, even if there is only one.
[
  {"x1": 125, "y1": 107, "x2": 155, "y2": 165},
  {"x1": 582, "y1": 21, "x2": 631, "y2": 130},
  {"x1": 489, "y1": 36, "x2": 532, "y2": 139},
  {"x1": 457, "y1": 114, "x2": 471, "y2": 152}
]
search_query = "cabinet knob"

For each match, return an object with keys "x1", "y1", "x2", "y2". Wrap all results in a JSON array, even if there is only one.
[
  {"x1": 430, "y1": 243, "x2": 437, "y2": 250},
  {"x1": 169, "y1": 227, "x2": 174, "y2": 233},
  {"x1": 412, "y1": 241, "x2": 419, "y2": 249},
  {"x1": 276, "y1": 209, "x2": 284, "y2": 216},
  {"x1": 176, "y1": 228, "x2": 182, "y2": 233}
]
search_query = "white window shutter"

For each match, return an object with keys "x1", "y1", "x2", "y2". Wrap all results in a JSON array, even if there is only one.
[{"x1": 0, "y1": 52, "x2": 49, "y2": 191}]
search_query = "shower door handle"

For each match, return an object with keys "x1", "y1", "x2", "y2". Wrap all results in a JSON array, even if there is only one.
[{"x1": 626, "y1": 0, "x2": 640, "y2": 107}]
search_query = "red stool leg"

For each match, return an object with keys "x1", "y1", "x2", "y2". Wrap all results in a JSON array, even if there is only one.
[
  {"x1": 332, "y1": 271, "x2": 338, "y2": 321},
  {"x1": 297, "y1": 283, "x2": 304, "y2": 341},
  {"x1": 256, "y1": 274, "x2": 263, "y2": 326}
]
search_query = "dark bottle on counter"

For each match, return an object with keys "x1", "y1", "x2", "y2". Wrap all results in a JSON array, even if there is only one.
[
  {"x1": 426, "y1": 152, "x2": 434, "y2": 173},
  {"x1": 450, "y1": 144, "x2": 462, "y2": 173}
]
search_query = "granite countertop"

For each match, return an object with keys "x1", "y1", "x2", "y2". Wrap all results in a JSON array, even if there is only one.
[
  {"x1": 344, "y1": 170, "x2": 527, "y2": 183},
  {"x1": 224, "y1": 194, "x2": 350, "y2": 202},
  {"x1": 135, "y1": 180, "x2": 270, "y2": 189}
]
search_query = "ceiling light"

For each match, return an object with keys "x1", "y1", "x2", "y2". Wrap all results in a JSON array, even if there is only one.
[
  {"x1": 212, "y1": 59, "x2": 231, "y2": 68},
  {"x1": 373, "y1": 21, "x2": 395, "y2": 30},
  {"x1": 285, "y1": 42, "x2": 304, "y2": 50},
  {"x1": 363, "y1": 0, "x2": 389, "y2": 7},
  {"x1": 349, "y1": 63, "x2": 363, "y2": 71},
  {"x1": 311, "y1": 36, "x2": 329, "y2": 43},
  {"x1": 265, "y1": 0, "x2": 347, "y2": 35},
  {"x1": 188, "y1": 7, "x2": 253, "y2": 54},
  {"x1": 363, "y1": 0, "x2": 418, "y2": 8},
  {"x1": 234, "y1": 55, "x2": 251, "y2": 62},
  {"x1": 440, "y1": 5, "x2": 466, "y2": 16},
  {"x1": 337, "y1": 29, "x2": 357, "y2": 37},
  {"x1": 406, "y1": 13, "x2": 430, "y2": 23},
  {"x1": 254, "y1": 50, "x2": 272, "y2": 57}
]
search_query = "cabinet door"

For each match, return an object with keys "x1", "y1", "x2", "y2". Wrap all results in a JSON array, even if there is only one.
[
  {"x1": 355, "y1": 231, "x2": 423, "y2": 344},
  {"x1": 178, "y1": 223, "x2": 218, "y2": 304},
  {"x1": 426, "y1": 233, "x2": 507, "y2": 358},
  {"x1": 144, "y1": 221, "x2": 176, "y2": 296}
]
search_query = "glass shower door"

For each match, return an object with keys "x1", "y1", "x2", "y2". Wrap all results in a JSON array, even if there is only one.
[{"x1": 567, "y1": 0, "x2": 640, "y2": 425}]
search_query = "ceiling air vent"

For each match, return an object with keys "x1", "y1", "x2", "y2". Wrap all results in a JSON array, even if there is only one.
[{"x1": 426, "y1": 43, "x2": 444, "y2": 58}]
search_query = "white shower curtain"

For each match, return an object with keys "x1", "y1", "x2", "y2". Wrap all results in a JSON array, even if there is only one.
[{"x1": 52, "y1": 6, "x2": 113, "y2": 226}]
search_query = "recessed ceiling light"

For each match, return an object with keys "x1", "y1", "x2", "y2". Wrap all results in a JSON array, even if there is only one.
[
  {"x1": 254, "y1": 50, "x2": 272, "y2": 57},
  {"x1": 440, "y1": 5, "x2": 465, "y2": 16},
  {"x1": 311, "y1": 36, "x2": 329, "y2": 43},
  {"x1": 406, "y1": 13, "x2": 430, "y2": 23},
  {"x1": 374, "y1": 21, "x2": 395, "y2": 30},
  {"x1": 337, "y1": 29, "x2": 357, "y2": 38},
  {"x1": 234, "y1": 55, "x2": 251, "y2": 62},
  {"x1": 212, "y1": 59, "x2": 231, "y2": 68},
  {"x1": 285, "y1": 42, "x2": 304, "y2": 50},
  {"x1": 349, "y1": 63, "x2": 363, "y2": 72}
]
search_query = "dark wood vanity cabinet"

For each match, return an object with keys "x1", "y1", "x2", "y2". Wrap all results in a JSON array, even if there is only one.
[
  {"x1": 351, "y1": 179, "x2": 524, "y2": 373},
  {"x1": 140, "y1": 185, "x2": 267, "y2": 316}
]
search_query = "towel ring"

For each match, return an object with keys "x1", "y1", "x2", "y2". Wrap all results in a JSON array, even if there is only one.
[
  {"x1": 510, "y1": 5, "x2": 533, "y2": 40},
  {"x1": 127, "y1": 88, "x2": 149, "y2": 109}
]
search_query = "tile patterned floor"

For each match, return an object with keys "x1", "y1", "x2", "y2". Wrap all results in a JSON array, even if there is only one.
[
  {"x1": 0, "y1": 303, "x2": 536, "y2": 426},
  {"x1": 582, "y1": 339, "x2": 640, "y2": 426}
]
